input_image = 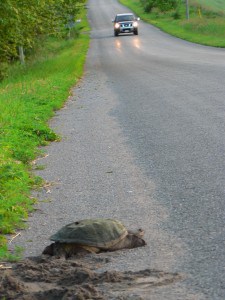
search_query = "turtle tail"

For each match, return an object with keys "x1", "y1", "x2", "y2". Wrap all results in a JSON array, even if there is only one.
[{"x1": 42, "y1": 243, "x2": 54, "y2": 255}]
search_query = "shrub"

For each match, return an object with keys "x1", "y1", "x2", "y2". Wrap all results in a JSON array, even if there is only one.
[{"x1": 141, "y1": 0, "x2": 179, "y2": 13}]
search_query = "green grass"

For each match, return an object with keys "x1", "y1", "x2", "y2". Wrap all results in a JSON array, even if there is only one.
[
  {"x1": 119, "y1": 0, "x2": 225, "y2": 47},
  {"x1": 0, "y1": 11, "x2": 90, "y2": 261}
]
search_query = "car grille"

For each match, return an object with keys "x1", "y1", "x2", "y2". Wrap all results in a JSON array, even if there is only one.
[{"x1": 121, "y1": 22, "x2": 132, "y2": 28}]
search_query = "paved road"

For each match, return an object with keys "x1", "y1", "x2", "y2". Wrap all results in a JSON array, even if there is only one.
[
  {"x1": 88, "y1": 0, "x2": 225, "y2": 298},
  {"x1": 14, "y1": 0, "x2": 225, "y2": 298}
]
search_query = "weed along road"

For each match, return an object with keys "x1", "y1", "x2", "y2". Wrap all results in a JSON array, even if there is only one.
[{"x1": 13, "y1": 0, "x2": 225, "y2": 299}]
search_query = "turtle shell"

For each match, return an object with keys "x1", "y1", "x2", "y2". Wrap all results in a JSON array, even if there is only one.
[{"x1": 50, "y1": 218, "x2": 128, "y2": 249}]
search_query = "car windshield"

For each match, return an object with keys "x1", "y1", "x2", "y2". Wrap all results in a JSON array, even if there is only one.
[{"x1": 116, "y1": 15, "x2": 135, "y2": 22}]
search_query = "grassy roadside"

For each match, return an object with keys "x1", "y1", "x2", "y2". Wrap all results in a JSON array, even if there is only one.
[
  {"x1": 119, "y1": 0, "x2": 225, "y2": 47},
  {"x1": 0, "y1": 12, "x2": 90, "y2": 261}
]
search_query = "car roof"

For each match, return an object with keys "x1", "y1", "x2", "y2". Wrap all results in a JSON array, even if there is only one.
[{"x1": 116, "y1": 13, "x2": 134, "y2": 16}]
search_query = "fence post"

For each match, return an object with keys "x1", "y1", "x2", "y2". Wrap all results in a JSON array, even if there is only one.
[{"x1": 18, "y1": 46, "x2": 25, "y2": 64}]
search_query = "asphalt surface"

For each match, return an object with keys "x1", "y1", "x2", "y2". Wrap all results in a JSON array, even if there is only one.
[{"x1": 13, "y1": 0, "x2": 225, "y2": 298}]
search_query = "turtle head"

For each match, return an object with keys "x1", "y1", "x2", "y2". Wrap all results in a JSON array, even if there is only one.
[
  {"x1": 128, "y1": 228, "x2": 144, "y2": 238},
  {"x1": 126, "y1": 230, "x2": 146, "y2": 248}
]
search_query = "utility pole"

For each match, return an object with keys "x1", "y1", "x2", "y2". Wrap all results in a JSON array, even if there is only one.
[{"x1": 185, "y1": 0, "x2": 190, "y2": 20}]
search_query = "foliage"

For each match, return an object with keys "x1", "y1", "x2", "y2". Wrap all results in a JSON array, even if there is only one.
[
  {"x1": 0, "y1": 243, "x2": 24, "y2": 262},
  {"x1": 0, "y1": 0, "x2": 85, "y2": 79},
  {"x1": 140, "y1": 0, "x2": 179, "y2": 13}
]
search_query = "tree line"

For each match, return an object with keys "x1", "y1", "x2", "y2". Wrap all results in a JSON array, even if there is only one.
[{"x1": 0, "y1": 0, "x2": 85, "y2": 80}]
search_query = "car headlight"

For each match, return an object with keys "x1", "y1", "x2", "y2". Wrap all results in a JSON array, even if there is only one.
[
  {"x1": 114, "y1": 23, "x2": 120, "y2": 29},
  {"x1": 133, "y1": 21, "x2": 138, "y2": 27}
]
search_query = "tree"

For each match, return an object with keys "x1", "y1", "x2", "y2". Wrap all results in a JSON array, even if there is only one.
[{"x1": 0, "y1": 0, "x2": 85, "y2": 79}]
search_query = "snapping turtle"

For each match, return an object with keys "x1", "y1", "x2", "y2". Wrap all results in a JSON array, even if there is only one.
[{"x1": 43, "y1": 218, "x2": 146, "y2": 257}]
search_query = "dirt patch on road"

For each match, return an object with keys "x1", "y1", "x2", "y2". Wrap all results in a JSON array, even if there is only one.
[{"x1": 0, "y1": 255, "x2": 182, "y2": 299}]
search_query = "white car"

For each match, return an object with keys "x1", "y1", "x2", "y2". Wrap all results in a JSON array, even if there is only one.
[{"x1": 113, "y1": 13, "x2": 140, "y2": 36}]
